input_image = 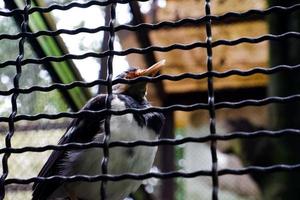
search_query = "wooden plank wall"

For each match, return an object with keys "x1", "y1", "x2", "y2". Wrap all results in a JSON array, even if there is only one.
[{"x1": 119, "y1": 0, "x2": 268, "y2": 93}]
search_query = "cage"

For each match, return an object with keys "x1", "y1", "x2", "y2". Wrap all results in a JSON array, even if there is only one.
[{"x1": 1, "y1": 0, "x2": 300, "y2": 200}]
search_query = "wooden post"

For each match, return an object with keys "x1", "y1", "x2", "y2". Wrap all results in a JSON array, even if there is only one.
[{"x1": 160, "y1": 111, "x2": 175, "y2": 200}]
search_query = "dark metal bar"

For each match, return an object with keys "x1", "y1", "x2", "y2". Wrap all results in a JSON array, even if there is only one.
[
  {"x1": 4, "y1": 163, "x2": 300, "y2": 186},
  {"x1": 101, "y1": 2, "x2": 116, "y2": 200},
  {"x1": 3, "y1": 128, "x2": 300, "y2": 155},
  {"x1": 0, "y1": 64, "x2": 298, "y2": 96},
  {"x1": 0, "y1": 1, "x2": 31, "y2": 199},
  {"x1": 1, "y1": 31, "x2": 300, "y2": 69},
  {"x1": 2, "y1": 4, "x2": 300, "y2": 40},
  {"x1": 1, "y1": 1, "x2": 299, "y2": 17},
  {"x1": 1, "y1": 94, "x2": 300, "y2": 123},
  {"x1": 204, "y1": 1, "x2": 219, "y2": 200}
]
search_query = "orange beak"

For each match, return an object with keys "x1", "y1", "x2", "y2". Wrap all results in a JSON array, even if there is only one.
[
  {"x1": 119, "y1": 60, "x2": 166, "y2": 98},
  {"x1": 134, "y1": 59, "x2": 166, "y2": 77}
]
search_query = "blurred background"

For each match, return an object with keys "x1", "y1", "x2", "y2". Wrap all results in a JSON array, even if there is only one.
[{"x1": 1, "y1": 0, "x2": 300, "y2": 199}]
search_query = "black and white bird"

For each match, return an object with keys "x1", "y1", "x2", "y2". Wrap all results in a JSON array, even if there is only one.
[{"x1": 32, "y1": 60, "x2": 166, "y2": 200}]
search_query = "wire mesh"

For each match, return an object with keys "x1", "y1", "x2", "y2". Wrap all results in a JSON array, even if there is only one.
[
  {"x1": 0, "y1": 0, "x2": 300, "y2": 200},
  {"x1": 0, "y1": 0, "x2": 31, "y2": 199}
]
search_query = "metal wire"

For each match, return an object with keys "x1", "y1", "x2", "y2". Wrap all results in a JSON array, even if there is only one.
[
  {"x1": 100, "y1": 3, "x2": 116, "y2": 200},
  {"x1": 1, "y1": 63, "x2": 300, "y2": 96},
  {"x1": 1, "y1": 31, "x2": 300, "y2": 68},
  {"x1": 2, "y1": 128, "x2": 300, "y2": 155},
  {"x1": 204, "y1": 1, "x2": 219, "y2": 199},
  {"x1": 0, "y1": 1, "x2": 298, "y2": 17},
  {"x1": 1, "y1": 4, "x2": 299, "y2": 40},
  {"x1": 1, "y1": 1, "x2": 300, "y2": 200},
  {"x1": 0, "y1": 93, "x2": 299, "y2": 124},
  {"x1": 0, "y1": 1, "x2": 31, "y2": 199},
  {"x1": 5, "y1": 163, "x2": 300, "y2": 186}
]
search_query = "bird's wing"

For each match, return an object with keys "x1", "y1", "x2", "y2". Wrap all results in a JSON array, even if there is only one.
[{"x1": 32, "y1": 94, "x2": 108, "y2": 200}]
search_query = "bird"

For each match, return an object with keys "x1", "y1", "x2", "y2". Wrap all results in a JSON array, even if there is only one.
[{"x1": 32, "y1": 60, "x2": 166, "y2": 200}]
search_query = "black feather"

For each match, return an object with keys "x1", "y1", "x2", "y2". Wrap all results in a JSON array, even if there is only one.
[
  {"x1": 117, "y1": 94, "x2": 165, "y2": 134},
  {"x1": 32, "y1": 95, "x2": 107, "y2": 200}
]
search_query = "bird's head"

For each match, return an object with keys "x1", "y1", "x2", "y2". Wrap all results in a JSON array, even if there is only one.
[{"x1": 113, "y1": 60, "x2": 166, "y2": 100}]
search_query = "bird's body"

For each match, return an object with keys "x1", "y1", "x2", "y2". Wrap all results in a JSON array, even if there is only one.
[{"x1": 32, "y1": 61, "x2": 166, "y2": 200}]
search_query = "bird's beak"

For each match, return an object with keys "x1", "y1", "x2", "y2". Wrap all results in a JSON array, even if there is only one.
[
  {"x1": 136, "y1": 59, "x2": 166, "y2": 77},
  {"x1": 117, "y1": 60, "x2": 166, "y2": 100}
]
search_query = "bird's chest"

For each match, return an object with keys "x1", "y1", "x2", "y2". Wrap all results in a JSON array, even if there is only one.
[
  {"x1": 109, "y1": 113, "x2": 156, "y2": 141},
  {"x1": 98, "y1": 113, "x2": 158, "y2": 174},
  {"x1": 61, "y1": 97, "x2": 160, "y2": 199},
  {"x1": 63, "y1": 115, "x2": 158, "y2": 200},
  {"x1": 65, "y1": 112, "x2": 158, "y2": 173},
  {"x1": 108, "y1": 95, "x2": 158, "y2": 141}
]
